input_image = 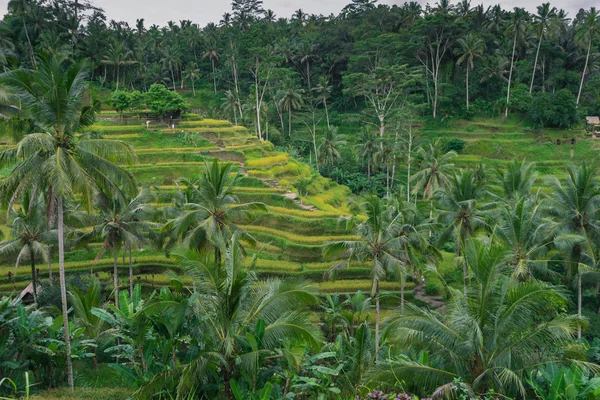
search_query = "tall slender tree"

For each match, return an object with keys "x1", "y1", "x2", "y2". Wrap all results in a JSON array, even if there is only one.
[
  {"x1": 575, "y1": 7, "x2": 600, "y2": 106},
  {"x1": 504, "y1": 8, "x2": 528, "y2": 118},
  {"x1": 455, "y1": 33, "x2": 486, "y2": 110},
  {"x1": 530, "y1": 3, "x2": 557, "y2": 93}
]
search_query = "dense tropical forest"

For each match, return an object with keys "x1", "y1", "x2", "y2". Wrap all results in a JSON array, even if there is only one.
[{"x1": 0, "y1": 0, "x2": 600, "y2": 398}]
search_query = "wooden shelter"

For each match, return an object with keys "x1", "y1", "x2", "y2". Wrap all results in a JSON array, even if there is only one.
[{"x1": 586, "y1": 116, "x2": 600, "y2": 137}]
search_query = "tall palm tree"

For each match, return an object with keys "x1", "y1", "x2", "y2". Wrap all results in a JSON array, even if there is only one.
[
  {"x1": 296, "y1": 40, "x2": 318, "y2": 90},
  {"x1": 504, "y1": 8, "x2": 528, "y2": 118},
  {"x1": 548, "y1": 163, "x2": 600, "y2": 339},
  {"x1": 325, "y1": 195, "x2": 409, "y2": 354},
  {"x1": 437, "y1": 169, "x2": 487, "y2": 294},
  {"x1": 182, "y1": 62, "x2": 201, "y2": 95},
  {"x1": 7, "y1": 0, "x2": 35, "y2": 67},
  {"x1": 575, "y1": 7, "x2": 600, "y2": 105},
  {"x1": 221, "y1": 89, "x2": 240, "y2": 125},
  {"x1": 372, "y1": 239, "x2": 579, "y2": 398},
  {"x1": 411, "y1": 139, "x2": 457, "y2": 203},
  {"x1": 312, "y1": 75, "x2": 332, "y2": 129},
  {"x1": 0, "y1": 55, "x2": 137, "y2": 389},
  {"x1": 101, "y1": 41, "x2": 137, "y2": 91},
  {"x1": 455, "y1": 33, "x2": 486, "y2": 110},
  {"x1": 278, "y1": 79, "x2": 304, "y2": 140},
  {"x1": 530, "y1": 3, "x2": 557, "y2": 93},
  {"x1": 160, "y1": 46, "x2": 182, "y2": 91},
  {"x1": 0, "y1": 191, "x2": 52, "y2": 299},
  {"x1": 203, "y1": 40, "x2": 220, "y2": 94},
  {"x1": 136, "y1": 238, "x2": 322, "y2": 400},
  {"x1": 86, "y1": 188, "x2": 158, "y2": 307},
  {"x1": 492, "y1": 159, "x2": 537, "y2": 201},
  {"x1": 318, "y1": 126, "x2": 346, "y2": 169},
  {"x1": 165, "y1": 159, "x2": 266, "y2": 264}
]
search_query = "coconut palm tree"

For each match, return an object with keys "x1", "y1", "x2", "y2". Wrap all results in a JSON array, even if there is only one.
[
  {"x1": 312, "y1": 75, "x2": 332, "y2": 129},
  {"x1": 182, "y1": 62, "x2": 201, "y2": 95},
  {"x1": 86, "y1": 188, "x2": 158, "y2": 307},
  {"x1": 530, "y1": 3, "x2": 557, "y2": 93},
  {"x1": 437, "y1": 169, "x2": 487, "y2": 294},
  {"x1": 221, "y1": 89, "x2": 240, "y2": 125},
  {"x1": 101, "y1": 41, "x2": 137, "y2": 91},
  {"x1": 492, "y1": 159, "x2": 537, "y2": 201},
  {"x1": 0, "y1": 55, "x2": 137, "y2": 389},
  {"x1": 278, "y1": 79, "x2": 304, "y2": 140},
  {"x1": 411, "y1": 139, "x2": 457, "y2": 203},
  {"x1": 159, "y1": 46, "x2": 182, "y2": 91},
  {"x1": 136, "y1": 237, "x2": 322, "y2": 400},
  {"x1": 504, "y1": 7, "x2": 529, "y2": 118},
  {"x1": 372, "y1": 238, "x2": 579, "y2": 398},
  {"x1": 548, "y1": 163, "x2": 600, "y2": 339},
  {"x1": 164, "y1": 159, "x2": 266, "y2": 265},
  {"x1": 203, "y1": 40, "x2": 220, "y2": 94},
  {"x1": 7, "y1": 0, "x2": 35, "y2": 67},
  {"x1": 575, "y1": 7, "x2": 600, "y2": 105},
  {"x1": 0, "y1": 191, "x2": 52, "y2": 299},
  {"x1": 455, "y1": 33, "x2": 486, "y2": 110},
  {"x1": 325, "y1": 195, "x2": 409, "y2": 354},
  {"x1": 296, "y1": 40, "x2": 318, "y2": 89},
  {"x1": 318, "y1": 126, "x2": 346, "y2": 169}
]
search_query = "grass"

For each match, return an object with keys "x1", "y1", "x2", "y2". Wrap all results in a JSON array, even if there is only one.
[
  {"x1": 239, "y1": 224, "x2": 359, "y2": 244},
  {"x1": 246, "y1": 153, "x2": 289, "y2": 168}
]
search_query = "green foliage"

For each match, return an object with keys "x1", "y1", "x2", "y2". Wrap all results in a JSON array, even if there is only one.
[
  {"x1": 145, "y1": 84, "x2": 190, "y2": 119},
  {"x1": 109, "y1": 91, "x2": 131, "y2": 115},
  {"x1": 528, "y1": 89, "x2": 579, "y2": 128}
]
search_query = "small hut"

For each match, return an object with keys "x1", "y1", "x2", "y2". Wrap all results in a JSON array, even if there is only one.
[
  {"x1": 585, "y1": 116, "x2": 600, "y2": 137},
  {"x1": 18, "y1": 283, "x2": 36, "y2": 304}
]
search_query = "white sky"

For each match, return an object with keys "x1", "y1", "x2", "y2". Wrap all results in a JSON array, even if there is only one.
[{"x1": 0, "y1": 0, "x2": 595, "y2": 28}]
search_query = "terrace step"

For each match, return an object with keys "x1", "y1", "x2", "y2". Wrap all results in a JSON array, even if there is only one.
[{"x1": 413, "y1": 285, "x2": 445, "y2": 311}]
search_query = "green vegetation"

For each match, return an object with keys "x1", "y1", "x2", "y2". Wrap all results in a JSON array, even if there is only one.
[{"x1": 1, "y1": 0, "x2": 600, "y2": 399}]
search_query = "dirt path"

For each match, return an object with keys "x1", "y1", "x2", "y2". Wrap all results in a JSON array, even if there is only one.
[{"x1": 413, "y1": 285, "x2": 446, "y2": 311}]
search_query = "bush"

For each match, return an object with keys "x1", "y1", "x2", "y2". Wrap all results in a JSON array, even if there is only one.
[
  {"x1": 109, "y1": 91, "x2": 131, "y2": 115},
  {"x1": 527, "y1": 89, "x2": 579, "y2": 128},
  {"x1": 445, "y1": 138, "x2": 465, "y2": 153},
  {"x1": 145, "y1": 84, "x2": 190, "y2": 119}
]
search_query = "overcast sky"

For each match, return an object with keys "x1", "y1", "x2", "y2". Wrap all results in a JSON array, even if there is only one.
[{"x1": 0, "y1": 0, "x2": 596, "y2": 27}]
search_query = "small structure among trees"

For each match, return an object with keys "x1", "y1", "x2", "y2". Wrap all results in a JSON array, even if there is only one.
[{"x1": 586, "y1": 116, "x2": 600, "y2": 137}]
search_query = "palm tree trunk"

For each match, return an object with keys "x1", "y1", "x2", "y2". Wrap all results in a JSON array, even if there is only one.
[
  {"x1": 129, "y1": 246, "x2": 133, "y2": 300},
  {"x1": 288, "y1": 108, "x2": 292, "y2": 140},
  {"x1": 578, "y1": 269, "x2": 582, "y2": 339},
  {"x1": 324, "y1": 96, "x2": 330, "y2": 129},
  {"x1": 400, "y1": 271, "x2": 405, "y2": 314},
  {"x1": 191, "y1": 76, "x2": 196, "y2": 96},
  {"x1": 170, "y1": 67, "x2": 176, "y2": 91},
  {"x1": 530, "y1": 33, "x2": 543, "y2": 93},
  {"x1": 576, "y1": 38, "x2": 591, "y2": 106},
  {"x1": 22, "y1": 16, "x2": 36, "y2": 68},
  {"x1": 113, "y1": 243, "x2": 119, "y2": 309},
  {"x1": 57, "y1": 198, "x2": 74, "y2": 390},
  {"x1": 306, "y1": 62, "x2": 311, "y2": 90},
  {"x1": 30, "y1": 244, "x2": 37, "y2": 300},
  {"x1": 375, "y1": 289, "x2": 380, "y2": 356},
  {"x1": 115, "y1": 65, "x2": 120, "y2": 91},
  {"x1": 505, "y1": 30, "x2": 518, "y2": 119},
  {"x1": 211, "y1": 58, "x2": 217, "y2": 94},
  {"x1": 465, "y1": 66, "x2": 469, "y2": 110}
]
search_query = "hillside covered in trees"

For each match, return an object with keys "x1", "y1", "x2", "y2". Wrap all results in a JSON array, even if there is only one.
[{"x1": 1, "y1": 0, "x2": 600, "y2": 399}]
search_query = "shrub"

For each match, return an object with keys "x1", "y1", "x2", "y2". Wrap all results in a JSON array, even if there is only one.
[
  {"x1": 110, "y1": 91, "x2": 131, "y2": 115},
  {"x1": 145, "y1": 84, "x2": 190, "y2": 119},
  {"x1": 527, "y1": 89, "x2": 579, "y2": 128},
  {"x1": 445, "y1": 138, "x2": 465, "y2": 153}
]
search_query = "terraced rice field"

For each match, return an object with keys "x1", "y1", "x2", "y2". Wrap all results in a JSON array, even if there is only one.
[{"x1": 0, "y1": 111, "x2": 394, "y2": 306}]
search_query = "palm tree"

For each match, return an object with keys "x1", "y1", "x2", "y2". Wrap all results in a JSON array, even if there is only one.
[
  {"x1": 325, "y1": 195, "x2": 408, "y2": 354},
  {"x1": 136, "y1": 238, "x2": 322, "y2": 400},
  {"x1": 0, "y1": 192, "x2": 52, "y2": 299},
  {"x1": 165, "y1": 159, "x2": 266, "y2": 264},
  {"x1": 101, "y1": 41, "x2": 137, "y2": 91},
  {"x1": 548, "y1": 163, "x2": 600, "y2": 339},
  {"x1": 530, "y1": 3, "x2": 557, "y2": 93},
  {"x1": 437, "y1": 170, "x2": 487, "y2": 294},
  {"x1": 312, "y1": 75, "x2": 332, "y2": 129},
  {"x1": 372, "y1": 239, "x2": 579, "y2": 398},
  {"x1": 504, "y1": 8, "x2": 528, "y2": 119},
  {"x1": 160, "y1": 46, "x2": 182, "y2": 91},
  {"x1": 354, "y1": 130, "x2": 378, "y2": 178},
  {"x1": 87, "y1": 189, "x2": 157, "y2": 307},
  {"x1": 182, "y1": 62, "x2": 201, "y2": 95},
  {"x1": 455, "y1": 33, "x2": 486, "y2": 110},
  {"x1": 410, "y1": 139, "x2": 457, "y2": 203},
  {"x1": 203, "y1": 41, "x2": 220, "y2": 94},
  {"x1": 278, "y1": 79, "x2": 304, "y2": 140},
  {"x1": 575, "y1": 7, "x2": 600, "y2": 105},
  {"x1": 318, "y1": 126, "x2": 346, "y2": 169},
  {"x1": 0, "y1": 55, "x2": 137, "y2": 389},
  {"x1": 7, "y1": 0, "x2": 35, "y2": 67},
  {"x1": 296, "y1": 40, "x2": 318, "y2": 89},
  {"x1": 221, "y1": 89, "x2": 240, "y2": 125},
  {"x1": 492, "y1": 159, "x2": 537, "y2": 201}
]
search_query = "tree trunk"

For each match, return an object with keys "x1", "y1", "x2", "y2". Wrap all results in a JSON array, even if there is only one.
[
  {"x1": 576, "y1": 38, "x2": 591, "y2": 106},
  {"x1": 129, "y1": 247, "x2": 133, "y2": 300},
  {"x1": 170, "y1": 67, "x2": 176, "y2": 91},
  {"x1": 288, "y1": 108, "x2": 292, "y2": 140},
  {"x1": 324, "y1": 96, "x2": 330, "y2": 129},
  {"x1": 530, "y1": 32, "x2": 543, "y2": 93},
  {"x1": 191, "y1": 76, "x2": 196, "y2": 96},
  {"x1": 255, "y1": 78, "x2": 262, "y2": 141},
  {"x1": 113, "y1": 243, "x2": 119, "y2": 309},
  {"x1": 115, "y1": 65, "x2": 120, "y2": 91},
  {"x1": 578, "y1": 269, "x2": 582, "y2": 339},
  {"x1": 306, "y1": 61, "x2": 311, "y2": 90},
  {"x1": 400, "y1": 271, "x2": 405, "y2": 314},
  {"x1": 465, "y1": 66, "x2": 470, "y2": 110},
  {"x1": 375, "y1": 289, "x2": 380, "y2": 357},
  {"x1": 57, "y1": 198, "x2": 74, "y2": 391},
  {"x1": 22, "y1": 16, "x2": 36, "y2": 68},
  {"x1": 211, "y1": 58, "x2": 217, "y2": 94},
  {"x1": 406, "y1": 125, "x2": 413, "y2": 202},
  {"x1": 30, "y1": 244, "x2": 37, "y2": 300},
  {"x1": 505, "y1": 31, "x2": 518, "y2": 119}
]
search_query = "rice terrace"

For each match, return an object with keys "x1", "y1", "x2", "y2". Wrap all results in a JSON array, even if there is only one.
[{"x1": 0, "y1": 0, "x2": 600, "y2": 399}]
